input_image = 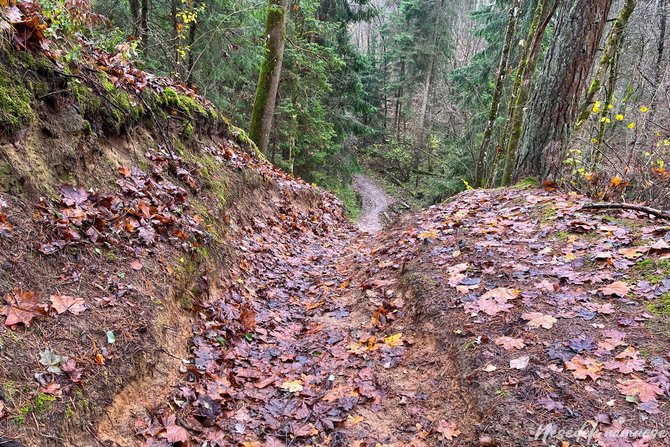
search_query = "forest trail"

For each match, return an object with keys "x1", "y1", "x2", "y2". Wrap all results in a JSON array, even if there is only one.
[{"x1": 352, "y1": 175, "x2": 395, "y2": 233}]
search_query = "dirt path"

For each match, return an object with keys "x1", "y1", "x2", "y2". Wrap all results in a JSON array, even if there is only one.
[{"x1": 352, "y1": 174, "x2": 394, "y2": 233}]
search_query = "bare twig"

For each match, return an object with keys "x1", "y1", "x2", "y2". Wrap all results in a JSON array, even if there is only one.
[{"x1": 582, "y1": 202, "x2": 670, "y2": 220}]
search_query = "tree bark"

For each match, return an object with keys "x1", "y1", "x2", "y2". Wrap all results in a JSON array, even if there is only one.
[
  {"x1": 474, "y1": 0, "x2": 520, "y2": 187},
  {"x1": 656, "y1": 0, "x2": 667, "y2": 84},
  {"x1": 249, "y1": 0, "x2": 289, "y2": 155},
  {"x1": 514, "y1": 0, "x2": 614, "y2": 182},
  {"x1": 501, "y1": 0, "x2": 556, "y2": 186},
  {"x1": 129, "y1": 0, "x2": 140, "y2": 37},
  {"x1": 140, "y1": 0, "x2": 149, "y2": 49},
  {"x1": 575, "y1": 0, "x2": 636, "y2": 128}
]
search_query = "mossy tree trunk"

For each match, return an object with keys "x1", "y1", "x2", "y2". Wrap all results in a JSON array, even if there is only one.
[
  {"x1": 474, "y1": 0, "x2": 520, "y2": 188},
  {"x1": 513, "y1": 0, "x2": 614, "y2": 182},
  {"x1": 249, "y1": 0, "x2": 289, "y2": 155},
  {"x1": 575, "y1": 0, "x2": 636, "y2": 128},
  {"x1": 500, "y1": 0, "x2": 558, "y2": 186},
  {"x1": 129, "y1": 0, "x2": 141, "y2": 37}
]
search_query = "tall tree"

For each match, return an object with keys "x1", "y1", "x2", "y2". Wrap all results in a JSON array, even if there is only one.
[
  {"x1": 474, "y1": 0, "x2": 520, "y2": 187},
  {"x1": 500, "y1": 0, "x2": 558, "y2": 186},
  {"x1": 249, "y1": 0, "x2": 289, "y2": 154},
  {"x1": 514, "y1": 0, "x2": 614, "y2": 181}
]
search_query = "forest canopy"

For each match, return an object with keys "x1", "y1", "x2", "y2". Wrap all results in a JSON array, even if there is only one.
[{"x1": 14, "y1": 0, "x2": 670, "y2": 209}]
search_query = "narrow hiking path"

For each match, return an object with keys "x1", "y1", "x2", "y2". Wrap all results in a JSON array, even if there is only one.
[
  {"x1": 132, "y1": 175, "x2": 473, "y2": 446},
  {"x1": 352, "y1": 175, "x2": 395, "y2": 234}
]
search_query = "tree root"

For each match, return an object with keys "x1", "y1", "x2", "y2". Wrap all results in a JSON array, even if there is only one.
[{"x1": 582, "y1": 203, "x2": 670, "y2": 220}]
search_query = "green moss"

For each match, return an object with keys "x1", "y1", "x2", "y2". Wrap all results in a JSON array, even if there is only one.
[
  {"x1": 64, "y1": 403, "x2": 75, "y2": 419},
  {"x1": 182, "y1": 121, "x2": 195, "y2": 140},
  {"x1": 90, "y1": 72, "x2": 145, "y2": 133},
  {"x1": 334, "y1": 184, "x2": 360, "y2": 221},
  {"x1": 160, "y1": 87, "x2": 208, "y2": 119},
  {"x1": 631, "y1": 259, "x2": 670, "y2": 285},
  {"x1": 0, "y1": 79, "x2": 35, "y2": 132},
  {"x1": 646, "y1": 293, "x2": 670, "y2": 317},
  {"x1": 72, "y1": 82, "x2": 103, "y2": 116},
  {"x1": 34, "y1": 392, "x2": 56, "y2": 412},
  {"x1": 555, "y1": 231, "x2": 571, "y2": 241},
  {"x1": 513, "y1": 177, "x2": 539, "y2": 189}
]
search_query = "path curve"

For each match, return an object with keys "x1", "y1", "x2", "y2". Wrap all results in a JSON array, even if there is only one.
[{"x1": 352, "y1": 174, "x2": 394, "y2": 234}]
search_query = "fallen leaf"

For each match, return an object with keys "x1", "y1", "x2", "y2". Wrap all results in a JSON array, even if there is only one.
[
  {"x1": 384, "y1": 333, "x2": 403, "y2": 348},
  {"x1": 50, "y1": 295, "x2": 87, "y2": 315},
  {"x1": 280, "y1": 380, "x2": 304, "y2": 393},
  {"x1": 494, "y1": 336, "x2": 525, "y2": 350},
  {"x1": 565, "y1": 355, "x2": 603, "y2": 381},
  {"x1": 617, "y1": 378, "x2": 663, "y2": 403},
  {"x1": 522, "y1": 312, "x2": 557, "y2": 329},
  {"x1": 599, "y1": 281, "x2": 630, "y2": 297},
  {"x1": 1, "y1": 289, "x2": 45, "y2": 327},
  {"x1": 435, "y1": 420, "x2": 460, "y2": 441},
  {"x1": 510, "y1": 356, "x2": 530, "y2": 370}
]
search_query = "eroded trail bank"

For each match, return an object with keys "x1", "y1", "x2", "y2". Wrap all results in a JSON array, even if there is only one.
[{"x1": 138, "y1": 185, "x2": 670, "y2": 447}]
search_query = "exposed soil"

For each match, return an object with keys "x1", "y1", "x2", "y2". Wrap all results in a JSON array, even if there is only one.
[{"x1": 352, "y1": 174, "x2": 395, "y2": 234}]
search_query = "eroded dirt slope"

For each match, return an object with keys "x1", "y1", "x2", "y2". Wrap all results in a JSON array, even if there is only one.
[{"x1": 134, "y1": 186, "x2": 670, "y2": 447}]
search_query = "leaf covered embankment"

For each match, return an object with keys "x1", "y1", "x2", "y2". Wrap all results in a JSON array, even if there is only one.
[
  {"x1": 0, "y1": 7, "x2": 355, "y2": 445},
  {"x1": 345, "y1": 186, "x2": 670, "y2": 445}
]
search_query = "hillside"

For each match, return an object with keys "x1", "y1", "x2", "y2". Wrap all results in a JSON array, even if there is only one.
[{"x1": 0, "y1": 3, "x2": 669, "y2": 447}]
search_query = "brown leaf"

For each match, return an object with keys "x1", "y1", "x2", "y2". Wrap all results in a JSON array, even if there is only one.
[
  {"x1": 604, "y1": 347, "x2": 645, "y2": 374},
  {"x1": 50, "y1": 295, "x2": 87, "y2": 315},
  {"x1": 617, "y1": 378, "x2": 663, "y2": 403},
  {"x1": 161, "y1": 414, "x2": 190, "y2": 443},
  {"x1": 435, "y1": 420, "x2": 461, "y2": 441},
  {"x1": 522, "y1": 312, "x2": 557, "y2": 329},
  {"x1": 494, "y1": 336, "x2": 526, "y2": 350},
  {"x1": 599, "y1": 281, "x2": 630, "y2": 297},
  {"x1": 565, "y1": 355, "x2": 603, "y2": 381},
  {"x1": 1, "y1": 289, "x2": 45, "y2": 327}
]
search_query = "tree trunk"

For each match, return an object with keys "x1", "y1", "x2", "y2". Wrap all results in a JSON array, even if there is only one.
[
  {"x1": 186, "y1": 20, "x2": 197, "y2": 86},
  {"x1": 129, "y1": 0, "x2": 140, "y2": 37},
  {"x1": 140, "y1": 0, "x2": 149, "y2": 49},
  {"x1": 474, "y1": 0, "x2": 520, "y2": 187},
  {"x1": 501, "y1": 0, "x2": 559, "y2": 186},
  {"x1": 249, "y1": 0, "x2": 289, "y2": 155},
  {"x1": 575, "y1": 0, "x2": 636, "y2": 128},
  {"x1": 514, "y1": 0, "x2": 614, "y2": 181},
  {"x1": 656, "y1": 0, "x2": 667, "y2": 84}
]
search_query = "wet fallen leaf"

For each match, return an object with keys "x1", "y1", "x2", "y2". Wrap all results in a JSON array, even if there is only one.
[
  {"x1": 494, "y1": 336, "x2": 525, "y2": 350},
  {"x1": 435, "y1": 420, "x2": 460, "y2": 441},
  {"x1": 522, "y1": 312, "x2": 557, "y2": 329},
  {"x1": 50, "y1": 295, "x2": 87, "y2": 315},
  {"x1": 599, "y1": 281, "x2": 630, "y2": 297},
  {"x1": 510, "y1": 356, "x2": 530, "y2": 370},
  {"x1": 280, "y1": 380, "x2": 304, "y2": 393}
]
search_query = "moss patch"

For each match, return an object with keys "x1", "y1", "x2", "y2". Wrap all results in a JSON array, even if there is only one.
[
  {"x1": 630, "y1": 259, "x2": 670, "y2": 285},
  {"x1": 0, "y1": 74, "x2": 35, "y2": 132},
  {"x1": 513, "y1": 177, "x2": 539, "y2": 189}
]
